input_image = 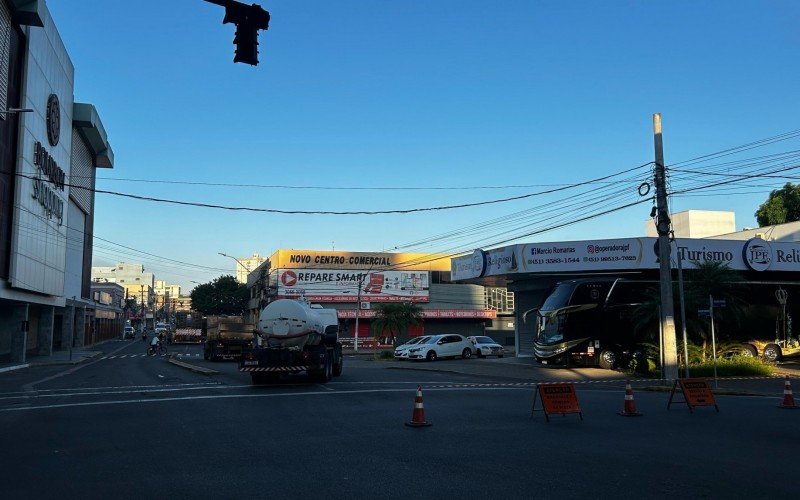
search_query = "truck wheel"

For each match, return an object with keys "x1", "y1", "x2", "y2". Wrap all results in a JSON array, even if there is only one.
[
  {"x1": 326, "y1": 356, "x2": 333, "y2": 381},
  {"x1": 598, "y1": 349, "x2": 617, "y2": 370},
  {"x1": 333, "y1": 352, "x2": 343, "y2": 377},
  {"x1": 462, "y1": 348, "x2": 472, "y2": 359},
  {"x1": 741, "y1": 344, "x2": 758, "y2": 357},
  {"x1": 763, "y1": 343, "x2": 783, "y2": 362}
]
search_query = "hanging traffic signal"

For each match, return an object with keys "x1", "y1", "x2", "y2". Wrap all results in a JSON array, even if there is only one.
[{"x1": 206, "y1": 0, "x2": 271, "y2": 66}]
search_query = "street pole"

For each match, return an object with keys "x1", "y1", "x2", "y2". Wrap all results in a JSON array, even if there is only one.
[
  {"x1": 653, "y1": 113, "x2": 679, "y2": 381},
  {"x1": 674, "y1": 238, "x2": 691, "y2": 378}
]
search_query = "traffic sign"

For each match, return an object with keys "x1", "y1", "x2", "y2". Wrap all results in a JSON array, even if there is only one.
[
  {"x1": 531, "y1": 383, "x2": 583, "y2": 422},
  {"x1": 697, "y1": 309, "x2": 710, "y2": 317},
  {"x1": 667, "y1": 378, "x2": 719, "y2": 412},
  {"x1": 713, "y1": 299, "x2": 726, "y2": 307}
]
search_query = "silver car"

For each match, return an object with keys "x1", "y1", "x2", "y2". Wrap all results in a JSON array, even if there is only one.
[{"x1": 468, "y1": 336, "x2": 505, "y2": 358}]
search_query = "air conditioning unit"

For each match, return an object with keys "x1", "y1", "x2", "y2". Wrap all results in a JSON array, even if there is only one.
[{"x1": 360, "y1": 301, "x2": 370, "y2": 310}]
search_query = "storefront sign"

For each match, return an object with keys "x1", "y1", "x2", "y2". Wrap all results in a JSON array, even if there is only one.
[
  {"x1": 275, "y1": 269, "x2": 430, "y2": 302},
  {"x1": 451, "y1": 237, "x2": 800, "y2": 279},
  {"x1": 337, "y1": 309, "x2": 497, "y2": 319},
  {"x1": 31, "y1": 140, "x2": 66, "y2": 225},
  {"x1": 271, "y1": 250, "x2": 451, "y2": 271}
]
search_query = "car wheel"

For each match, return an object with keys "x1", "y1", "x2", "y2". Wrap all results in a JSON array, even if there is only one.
[
  {"x1": 426, "y1": 350, "x2": 437, "y2": 362},
  {"x1": 763, "y1": 343, "x2": 782, "y2": 362},
  {"x1": 598, "y1": 349, "x2": 617, "y2": 370},
  {"x1": 462, "y1": 348, "x2": 472, "y2": 359}
]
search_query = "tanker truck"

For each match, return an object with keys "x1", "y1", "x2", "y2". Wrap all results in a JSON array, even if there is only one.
[{"x1": 239, "y1": 299, "x2": 343, "y2": 384}]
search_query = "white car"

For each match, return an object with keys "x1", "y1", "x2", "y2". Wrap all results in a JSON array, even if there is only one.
[
  {"x1": 468, "y1": 336, "x2": 505, "y2": 358},
  {"x1": 394, "y1": 336, "x2": 431, "y2": 359},
  {"x1": 407, "y1": 334, "x2": 474, "y2": 361}
]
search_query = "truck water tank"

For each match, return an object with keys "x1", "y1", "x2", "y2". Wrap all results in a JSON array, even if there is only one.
[{"x1": 259, "y1": 299, "x2": 325, "y2": 348}]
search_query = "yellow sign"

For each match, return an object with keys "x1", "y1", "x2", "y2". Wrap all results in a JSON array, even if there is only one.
[{"x1": 270, "y1": 250, "x2": 450, "y2": 271}]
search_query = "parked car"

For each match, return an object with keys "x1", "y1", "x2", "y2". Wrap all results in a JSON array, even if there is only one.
[
  {"x1": 394, "y1": 336, "x2": 431, "y2": 359},
  {"x1": 468, "y1": 336, "x2": 505, "y2": 358},
  {"x1": 123, "y1": 326, "x2": 135, "y2": 339},
  {"x1": 407, "y1": 334, "x2": 474, "y2": 361}
]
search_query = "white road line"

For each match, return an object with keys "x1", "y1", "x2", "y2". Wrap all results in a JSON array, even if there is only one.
[
  {"x1": 318, "y1": 384, "x2": 334, "y2": 391},
  {"x1": 101, "y1": 357, "x2": 108, "y2": 360},
  {"x1": 0, "y1": 382, "x2": 222, "y2": 398},
  {"x1": 0, "y1": 387, "x2": 781, "y2": 414},
  {"x1": 158, "y1": 375, "x2": 164, "y2": 378},
  {"x1": 0, "y1": 384, "x2": 250, "y2": 401},
  {"x1": 109, "y1": 356, "x2": 117, "y2": 359}
]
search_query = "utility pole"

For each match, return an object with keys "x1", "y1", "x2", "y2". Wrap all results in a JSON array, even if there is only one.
[{"x1": 653, "y1": 113, "x2": 679, "y2": 380}]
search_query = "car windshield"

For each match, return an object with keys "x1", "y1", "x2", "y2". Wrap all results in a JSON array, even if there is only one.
[
  {"x1": 423, "y1": 337, "x2": 440, "y2": 344},
  {"x1": 475, "y1": 337, "x2": 494, "y2": 344},
  {"x1": 402, "y1": 336, "x2": 427, "y2": 346}
]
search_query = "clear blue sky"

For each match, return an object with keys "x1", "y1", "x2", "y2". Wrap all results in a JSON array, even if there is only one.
[{"x1": 48, "y1": 0, "x2": 800, "y2": 291}]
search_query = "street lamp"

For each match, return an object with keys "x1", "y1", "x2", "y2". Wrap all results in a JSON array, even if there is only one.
[{"x1": 219, "y1": 252, "x2": 251, "y2": 282}]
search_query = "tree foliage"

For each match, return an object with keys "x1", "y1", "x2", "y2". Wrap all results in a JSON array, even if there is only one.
[
  {"x1": 190, "y1": 275, "x2": 249, "y2": 315},
  {"x1": 370, "y1": 302, "x2": 423, "y2": 345},
  {"x1": 755, "y1": 182, "x2": 800, "y2": 226}
]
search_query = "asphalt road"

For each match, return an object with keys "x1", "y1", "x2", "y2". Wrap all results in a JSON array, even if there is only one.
[{"x1": 0, "y1": 340, "x2": 797, "y2": 499}]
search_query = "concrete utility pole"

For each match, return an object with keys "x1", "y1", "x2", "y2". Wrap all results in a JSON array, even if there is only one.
[{"x1": 653, "y1": 113, "x2": 679, "y2": 380}]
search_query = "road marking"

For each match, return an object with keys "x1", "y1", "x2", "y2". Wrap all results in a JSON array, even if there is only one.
[
  {"x1": 109, "y1": 356, "x2": 117, "y2": 359},
  {"x1": 0, "y1": 386, "x2": 783, "y2": 414},
  {"x1": 101, "y1": 357, "x2": 108, "y2": 360},
  {"x1": 0, "y1": 382, "x2": 223, "y2": 398},
  {"x1": 318, "y1": 384, "x2": 334, "y2": 391},
  {"x1": 158, "y1": 375, "x2": 164, "y2": 378}
]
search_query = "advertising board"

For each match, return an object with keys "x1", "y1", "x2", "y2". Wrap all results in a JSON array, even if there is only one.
[
  {"x1": 275, "y1": 269, "x2": 430, "y2": 302},
  {"x1": 451, "y1": 237, "x2": 800, "y2": 280}
]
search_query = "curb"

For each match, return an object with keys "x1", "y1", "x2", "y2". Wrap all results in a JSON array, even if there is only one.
[
  {"x1": 167, "y1": 355, "x2": 219, "y2": 375},
  {"x1": 0, "y1": 363, "x2": 29, "y2": 374},
  {"x1": 28, "y1": 351, "x2": 102, "y2": 367}
]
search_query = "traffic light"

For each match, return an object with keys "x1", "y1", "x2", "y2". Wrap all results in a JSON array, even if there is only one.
[{"x1": 208, "y1": 0, "x2": 271, "y2": 66}]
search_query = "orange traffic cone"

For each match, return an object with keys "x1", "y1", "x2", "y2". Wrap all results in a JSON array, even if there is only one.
[
  {"x1": 405, "y1": 385, "x2": 432, "y2": 427},
  {"x1": 618, "y1": 379, "x2": 643, "y2": 416},
  {"x1": 778, "y1": 376, "x2": 798, "y2": 409}
]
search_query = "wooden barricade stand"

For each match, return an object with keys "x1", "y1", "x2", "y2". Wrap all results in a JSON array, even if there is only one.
[
  {"x1": 667, "y1": 378, "x2": 719, "y2": 413},
  {"x1": 531, "y1": 382, "x2": 583, "y2": 422}
]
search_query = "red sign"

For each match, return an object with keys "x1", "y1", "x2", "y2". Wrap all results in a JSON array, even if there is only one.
[
  {"x1": 280, "y1": 270, "x2": 297, "y2": 287},
  {"x1": 531, "y1": 383, "x2": 583, "y2": 422},
  {"x1": 668, "y1": 378, "x2": 719, "y2": 412},
  {"x1": 336, "y1": 309, "x2": 497, "y2": 319}
]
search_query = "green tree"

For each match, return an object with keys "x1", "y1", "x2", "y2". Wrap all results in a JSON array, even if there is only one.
[
  {"x1": 190, "y1": 275, "x2": 249, "y2": 315},
  {"x1": 370, "y1": 302, "x2": 423, "y2": 346},
  {"x1": 684, "y1": 260, "x2": 748, "y2": 354},
  {"x1": 755, "y1": 182, "x2": 800, "y2": 226}
]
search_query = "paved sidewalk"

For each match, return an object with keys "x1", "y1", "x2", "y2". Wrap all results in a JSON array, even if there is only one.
[{"x1": 0, "y1": 339, "x2": 130, "y2": 374}]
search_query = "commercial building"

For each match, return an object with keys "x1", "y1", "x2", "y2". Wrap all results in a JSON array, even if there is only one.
[
  {"x1": 0, "y1": 1, "x2": 115, "y2": 363},
  {"x1": 645, "y1": 210, "x2": 735, "y2": 238},
  {"x1": 452, "y1": 230, "x2": 800, "y2": 358},
  {"x1": 91, "y1": 262, "x2": 154, "y2": 307},
  {"x1": 246, "y1": 249, "x2": 514, "y2": 345}
]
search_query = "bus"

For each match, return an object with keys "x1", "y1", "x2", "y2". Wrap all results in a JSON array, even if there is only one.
[
  {"x1": 533, "y1": 278, "x2": 657, "y2": 369},
  {"x1": 533, "y1": 277, "x2": 800, "y2": 368}
]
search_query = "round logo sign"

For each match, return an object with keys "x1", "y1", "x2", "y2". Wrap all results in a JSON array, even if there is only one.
[
  {"x1": 46, "y1": 94, "x2": 61, "y2": 147},
  {"x1": 472, "y1": 249, "x2": 487, "y2": 278},
  {"x1": 280, "y1": 270, "x2": 298, "y2": 287},
  {"x1": 742, "y1": 238, "x2": 772, "y2": 272}
]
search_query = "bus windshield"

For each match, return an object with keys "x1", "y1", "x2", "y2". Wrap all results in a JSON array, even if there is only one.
[{"x1": 540, "y1": 282, "x2": 577, "y2": 312}]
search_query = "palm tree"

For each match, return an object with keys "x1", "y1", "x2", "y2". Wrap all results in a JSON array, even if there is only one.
[
  {"x1": 684, "y1": 260, "x2": 749, "y2": 355},
  {"x1": 370, "y1": 302, "x2": 424, "y2": 346}
]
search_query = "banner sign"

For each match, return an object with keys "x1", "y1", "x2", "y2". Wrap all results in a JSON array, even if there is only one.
[
  {"x1": 275, "y1": 269, "x2": 430, "y2": 302},
  {"x1": 337, "y1": 309, "x2": 496, "y2": 319},
  {"x1": 452, "y1": 237, "x2": 800, "y2": 280}
]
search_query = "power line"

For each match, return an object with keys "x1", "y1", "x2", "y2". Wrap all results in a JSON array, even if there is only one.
[{"x1": 7, "y1": 162, "x2": 653, "y2": 216}]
